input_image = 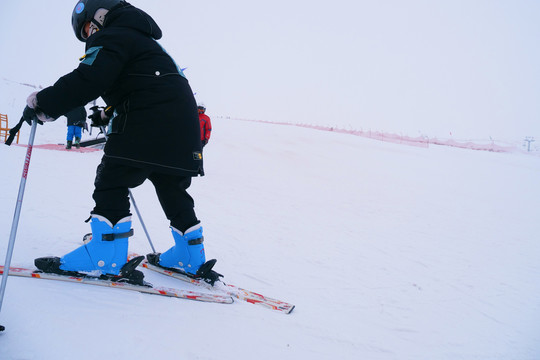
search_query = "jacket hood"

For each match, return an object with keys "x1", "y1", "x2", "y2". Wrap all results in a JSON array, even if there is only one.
[{"x1": 104, "y1": 3, "x2": 162, "y2": 40}]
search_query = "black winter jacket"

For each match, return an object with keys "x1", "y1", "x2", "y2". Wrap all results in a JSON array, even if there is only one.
[
  {"x1": 37, "y1": 3, "x2": 203, "y2": 176},
  {"x1": 65, "y1": 106, "x2": 87, "y2": 127}
]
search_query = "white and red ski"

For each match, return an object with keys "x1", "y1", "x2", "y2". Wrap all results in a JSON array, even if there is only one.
[
  {"x1": 0, "y1": 265, "x2": 233, "y2": 304},
  {"x1": 132, "y1": 254, "x2": 295, "y2": 314}
]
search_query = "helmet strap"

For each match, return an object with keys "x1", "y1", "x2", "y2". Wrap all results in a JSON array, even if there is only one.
[{"x1": 91, "y1": 18, "x2": 104, "y2": 31}]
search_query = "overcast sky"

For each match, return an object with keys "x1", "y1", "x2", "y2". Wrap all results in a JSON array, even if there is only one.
[{"x1": 1, "y1": 0, "x2": 539, "y2": 140}]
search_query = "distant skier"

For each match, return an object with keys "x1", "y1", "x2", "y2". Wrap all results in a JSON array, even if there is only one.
[
  {"x1": 198, "y1": 104, "x2": 212, "y2": 147},
  {"x1": 21, "y1": 0, "x2": 220, "y2": 285},
  {"x1": 64, "y1": 106, "x2": 87, "y2": 149}
]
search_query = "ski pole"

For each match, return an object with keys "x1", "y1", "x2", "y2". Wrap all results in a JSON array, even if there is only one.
[
  {"x1": 0, "y1": 118, "x2": 38, "y2": 332},
  {"x1": 128, "y1": 189, "x2": 155, "y2": 253},
  {"x1": 98, "y1": 125, "x2": 156, "y2": 253}
]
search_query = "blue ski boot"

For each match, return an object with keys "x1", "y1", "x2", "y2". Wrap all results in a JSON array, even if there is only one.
[
  {"x1": 147, "y1": 224, "x2": 222, "y2": 284},
  {"x1": 158, "y1": 224, "x2": 206, "y2": 274},
  {"x1": 60, "y1": 215, "x2": 132, "y2": 275},
  {"x1": 35, "y1": 215, "x2": 145, "y2": 285}
]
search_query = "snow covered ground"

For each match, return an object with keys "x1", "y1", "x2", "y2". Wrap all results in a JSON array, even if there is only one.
[{"x1": 0, "y1": 80, "x2": 539, "y2": 359}]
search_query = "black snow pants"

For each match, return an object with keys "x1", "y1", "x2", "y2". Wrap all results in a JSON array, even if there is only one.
[{"x1": 91, "y1": 157, "x2": 199, "y2": 232}]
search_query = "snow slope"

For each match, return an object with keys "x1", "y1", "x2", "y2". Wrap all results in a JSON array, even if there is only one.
[{"x1": 1, "y1": 82, "x2": 540, "y2": 359}]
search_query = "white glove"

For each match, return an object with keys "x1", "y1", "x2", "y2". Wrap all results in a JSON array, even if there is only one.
[{"x1": 26, "y1": 91, "x2": 55, "y2": 122}]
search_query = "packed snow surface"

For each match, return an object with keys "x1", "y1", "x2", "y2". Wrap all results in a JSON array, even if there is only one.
[{"x1": 0, "y1": 82, "x2": 539, "y2": 359}]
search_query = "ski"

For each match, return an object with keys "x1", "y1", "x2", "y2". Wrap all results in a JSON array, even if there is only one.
[
  {"x1": 0, "y1": 265, "x2": 233, "y2": 304},
  {"x1": 131, "y1": 253, "x2": 295, "y2": 314}
]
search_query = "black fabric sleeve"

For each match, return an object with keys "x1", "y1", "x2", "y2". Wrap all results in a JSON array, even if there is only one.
[{"x1": 36, "y1": 31, "x2": 132, "y2": 119}]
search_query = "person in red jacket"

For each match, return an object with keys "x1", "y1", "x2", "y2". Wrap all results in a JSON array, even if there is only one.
[{"x1": 198, "y1": 104, "x2": 212, "y2": 147}]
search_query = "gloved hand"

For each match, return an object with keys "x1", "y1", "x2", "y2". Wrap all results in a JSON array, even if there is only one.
[
  {"x1": 26, "y1": 91, "x2": 54, "y2": 123},
  {"x1": 22, "y1": 105, "x2": 43, "y2": 125}
]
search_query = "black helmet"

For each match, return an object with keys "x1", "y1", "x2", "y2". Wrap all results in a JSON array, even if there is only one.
[
  {"x1": 198, "y1": 104, "x2": 206, "y2": 113},
  {"x1": 72, "y1": 0, "x2": 123, "y2": 42}
]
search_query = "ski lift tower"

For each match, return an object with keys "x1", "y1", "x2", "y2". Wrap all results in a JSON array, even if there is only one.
[{"x1": 524, "y1": 137, "x2": 535, "y2": 152}]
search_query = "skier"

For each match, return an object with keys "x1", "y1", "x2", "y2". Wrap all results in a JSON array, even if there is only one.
[
  {"x1": 64, "y1": 105, "x2": 87, "y2": 149},
  {"x1": 198, "y1": 104, "x2": 212, "y2": 147},
  {"x1": 22, "y1": 0, "x2": 220, "y2": 285}
]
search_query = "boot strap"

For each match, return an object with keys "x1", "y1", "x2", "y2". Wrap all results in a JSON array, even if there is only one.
[
  {"x1": 102, "y1": 229, "x2": 134, "y2": 241},
  {"x1": 188, "y1": 237, "x2": 204, "y2": 245}
]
